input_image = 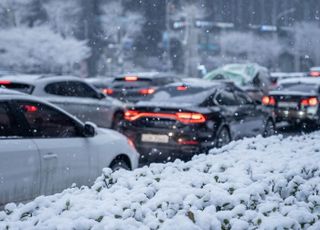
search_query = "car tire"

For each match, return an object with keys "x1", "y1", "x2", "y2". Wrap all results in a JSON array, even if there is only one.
[
  {"x1": 215, "y1": 126, "x2": 231, "y2": 148},
  {"x1": 263, "y1": 119, "x2": 275, "y2": 137},
  {"x1": 110, "y1": 159, "x2": 130, "y2": 171},
  {"x1": 112, "y1": 112, "x2": 123, "y2": 131}
]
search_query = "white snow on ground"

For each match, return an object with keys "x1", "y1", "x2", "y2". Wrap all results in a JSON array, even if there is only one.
[{"x1": 1, "y1": 133, "x2": 320, "y2": 229}]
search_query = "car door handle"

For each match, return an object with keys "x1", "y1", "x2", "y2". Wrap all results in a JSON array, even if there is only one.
[{"x1": 43, "y1": 153, "x2": 58, "y2": 160}]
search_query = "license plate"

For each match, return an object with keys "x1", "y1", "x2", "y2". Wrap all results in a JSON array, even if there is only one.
[
  {"x1": 278, "y1": 101, "x2": 297, "y2": 108},
  {"x1": 141, "y1": 134, "x2": 169, "y2": 143}
]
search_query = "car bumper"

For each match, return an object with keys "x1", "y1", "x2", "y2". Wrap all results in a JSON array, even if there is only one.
[
  {"x1": 275, "y1": 109, "x2": 319, "y2": 123},
  {"x1": 122, "y1": 128, "x2": 215, "y2": 164}
]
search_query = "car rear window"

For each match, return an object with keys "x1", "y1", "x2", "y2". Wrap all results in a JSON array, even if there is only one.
[
  {"x1": 0, "y1": 82, "x2": 34, "y2": 94},
  {"x1": 277, "y1": 83, "x2": 319, "y2": 93},
  {"x1": 147, "y1": 86, "x2": 212, "y2": 104},
  {"x1": 112, "y1": 78, "x2": 152, "y2": 89}
]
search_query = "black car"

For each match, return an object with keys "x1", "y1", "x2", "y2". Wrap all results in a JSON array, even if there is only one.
[
  {"x1": 121, "y1": 79, "x2": 275, "y2": 164},
  {"x1": 105, "y1": 72, "x2": 181, "y2": 103},
  {"x1": 263, "y1": 78, "x2": 320, "y2": 127}
]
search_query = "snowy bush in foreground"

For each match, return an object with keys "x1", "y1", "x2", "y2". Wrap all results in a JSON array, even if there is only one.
[
  {"x1": 0, "y1": 26, "x2": 90, "y2": 74},
  {"x1": 1, "y1": 133, "x2": 320, "y2": 229}
]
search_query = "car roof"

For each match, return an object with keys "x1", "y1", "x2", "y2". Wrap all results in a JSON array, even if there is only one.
[
  {"x1": 116, "y1": 72, "x2": 179, "y2": 80},
  {"x1": 168, "y1": 78, "x2": 235, "y2": 88},
  {"x1": 310, "y1": 67, "x2": 320, "y2": 72},
  {"x1": 0, "y1": 88, "x2": 25, "y2": 95},
  {"x1": 278, "y1": 77, "x2": 320, "y2": 86},
  {"x1": 270, "y1": 72, "x2": 306, "y2": 78},
  {"x1": 0, "y1": 75, "x2": 83, "y2": 85}
]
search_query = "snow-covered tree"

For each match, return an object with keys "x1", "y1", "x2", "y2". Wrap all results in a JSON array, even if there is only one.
[
  {"x1": 292, "y1": 22, "x2": 320, "y2": 66},
  {"x1": 100, "y1": 0, "x2": 144, "y2": 42},
  {"x1": 43, "y1": 0, "x2": 81, "y2": 37},
  {"x1": 0, "y1": 26, "x2": 90, "y2": 74},
  {"x1": 219, "y1": 32, "x2": 282, "y2": 67}
]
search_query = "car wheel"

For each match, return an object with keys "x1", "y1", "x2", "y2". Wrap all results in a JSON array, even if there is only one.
[
  {"x1": 110, "y1": 160, "x2": 130, "y2": 171},
  {"x1": 263, "y1": 119, "x2": 275, "y2": 137},
  {"x1": 215, "y1": 126, "x2": 231, "y2": 148},
  {"x1": 112, "y1": 112, "x2": 123, "y2": 131}
]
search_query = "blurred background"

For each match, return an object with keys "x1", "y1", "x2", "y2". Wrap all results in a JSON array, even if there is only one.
[{"x1": 0, "y1": 0, "x2": 319, "y2": 77}]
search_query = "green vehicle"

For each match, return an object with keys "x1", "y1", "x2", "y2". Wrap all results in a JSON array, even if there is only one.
[{"x1": 204, "y1": 63, "x2": 272, "y2": 103}]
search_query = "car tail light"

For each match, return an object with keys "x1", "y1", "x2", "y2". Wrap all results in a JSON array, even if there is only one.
[
  {"x1": 301, "y1": 97, "x2": 318, "y2": 107},
  {"x1": 0, "y1": 80, "x2": 11, "y2": 85},
  {"x1": 22, "y1": 105, "x2": 38, "y2": 112},
  {"x1": 176, "y1": 112, "x2": 206, "y2": 123},
  {"x1": 176, "y1": 85, "x2": 188, "y2": 91},
  {"x1": 178, "y1": 139, "x2": 199, "y2": 145},
  {"x1": 139, "y1": 88, "x2": 155, "y2": 95},
  {"x1": 310, "y1": 71, "x2": 320, "y2": 77},
  {"x1": 125, "y1": 76, "x2": 138, "y2": 81},
  {"x1": 124, "y1": 110, "x2": 206, "y2": 124},
  {"x1": 102, "y1": 88, "x2": 113, "y2": 95},
  {"x1": 124, "y1": 110, "x2": 140, "y2": 121},
  {"x1": 127, "y1": 138, "x2": 137, "y2": 151},
  {"x1": 262, "y1": 96, "x2": 276, "y2": 106}
]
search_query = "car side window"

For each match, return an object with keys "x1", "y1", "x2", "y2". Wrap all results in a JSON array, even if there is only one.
[
  {"x1": 0, "y1": 102, "x2": 25, "y2": 138},
  {"x1": 16, "y1": 101, "x2": 81, "y2": 138},
  {"x1": 45, "y1": 81, "x2": 99, "y2": 99},
  {"x1": 215, "y1": 90, "x2": 239, "y2": 106},
  {"x1": 235, "y1": 91, "x2": 254, "y2": 105}
]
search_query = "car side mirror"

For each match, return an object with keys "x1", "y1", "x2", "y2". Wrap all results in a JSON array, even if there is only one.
[{"x1": 83, "y1": 122, "x2": 96, "y2": 137}]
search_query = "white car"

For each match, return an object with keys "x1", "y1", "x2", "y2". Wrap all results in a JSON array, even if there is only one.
[
  {"x1": 0, "y1": 89, "x2": 139, "y2": 206},
  {"x1": 0, "y1": 75, "x2": 125, "y2": 129}
]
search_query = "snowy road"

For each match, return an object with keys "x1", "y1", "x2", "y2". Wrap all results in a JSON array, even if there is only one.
[{"x1": 1, "y1": 132, "x2": 320, "y2": 229}]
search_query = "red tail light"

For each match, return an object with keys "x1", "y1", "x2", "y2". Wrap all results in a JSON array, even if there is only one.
[
  {"x1": 310, "y1": 71, "x2": 320, "y2": 77},
  {"x1": 177, "y1": 85, "x2": 188, "y2": 91},
  {"x1": 0, "y1": 80, "x2": 11, "y2": 85},
  {"x1": 102, "y1": 88, "x2": 113, "y2": 95},
  {"x1": 178, "y1": 139, "x2": 199, "y2": 145},
  {"x1": 139, "y1": 88, "x2": 155, "y2": 95},
  {"x1": 124, "y1": 110, "x2": 206, "y2": 124},
  {"x1": 124, "y1": 76, "x2": 138, "y2": 81},
  {"x1": 262, "y1": 96, "x2": 276, "y2": 106},
  {"x1": 124, "y1": 110, "x2": 140, "y2": 121},
  {"x1": 176, "y1": 112, "x2": 206, "y2": 123},
  {"x1": 301, "y1": 97, "x2": 318, "y2": 107},
  {"x1": 22, "y1": 105, "x2": 38, "y2": 112}
]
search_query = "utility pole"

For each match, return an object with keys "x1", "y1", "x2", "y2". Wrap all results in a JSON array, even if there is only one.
[{"x1": 184, "y1": 5, "x2": 200, "y2": 77}]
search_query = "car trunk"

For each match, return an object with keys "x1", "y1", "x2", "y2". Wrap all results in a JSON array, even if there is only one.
[{"x1": 270, "y1": 91, "x2": 317, "y2": 110}]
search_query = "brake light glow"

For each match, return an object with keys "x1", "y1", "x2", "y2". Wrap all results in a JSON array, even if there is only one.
[
  {"x1": 310, "y1": 71, "x2": 320, "y2": 77},
  {"x1": 301, "y1": 97, "x2": 318, "y2": 106},
  {"x1": 127, "y1": 138, "x2": 137, "y2": 151},
  {"x1": 124, "y1": 110, "x2": 206, "y2": 124},
  {"x1": 177, "y1": 85, "x2": 188, "y2": 91},
  {"x1": 262, "y1": 96, "x2": 276, "y2": 106},
  {"x1": 23, "y1": 105, "x2": 38, "y2": 112},
  {"x1": 0, "y1": 80, "x2": 11, "y2": 85},
  {"x1": 102, "y1": 88, "x2": 113, "y2": 95},
  {"x1": 139, "y1": 88, "x2": 155, "y2": 95},
  {"x1": 124, "y1": 76, "x2": 138, "y2": 81},
  {"x1": 178, "y1": 139, "x2": 199, "y2": 145}
]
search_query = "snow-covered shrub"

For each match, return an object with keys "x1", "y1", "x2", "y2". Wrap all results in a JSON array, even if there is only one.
[
  {"x1": 1, "y1": 133, "x2": 320, "y2": 229},
  {"x1": 0, "y1": 26, "x2": 90, "y2": 74}
]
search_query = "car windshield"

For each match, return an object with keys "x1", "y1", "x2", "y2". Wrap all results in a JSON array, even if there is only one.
[
  {"x1": 0, "y1": 82, "x2": 33, "y2": 94},
  {"x1": 277, "y1": 83, "x2": 319, "y2": 93},
  {"x1": 147, "y1": 86, "x2": 212, "y2": 104}
]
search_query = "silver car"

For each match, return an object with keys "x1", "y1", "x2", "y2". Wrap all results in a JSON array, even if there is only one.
[
  {"x1": 0, "y1": 89, "x2": 139, "y2": 206},
  {"x1": 0, "y1": 75, "x2": 125, "y2": 128}
]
